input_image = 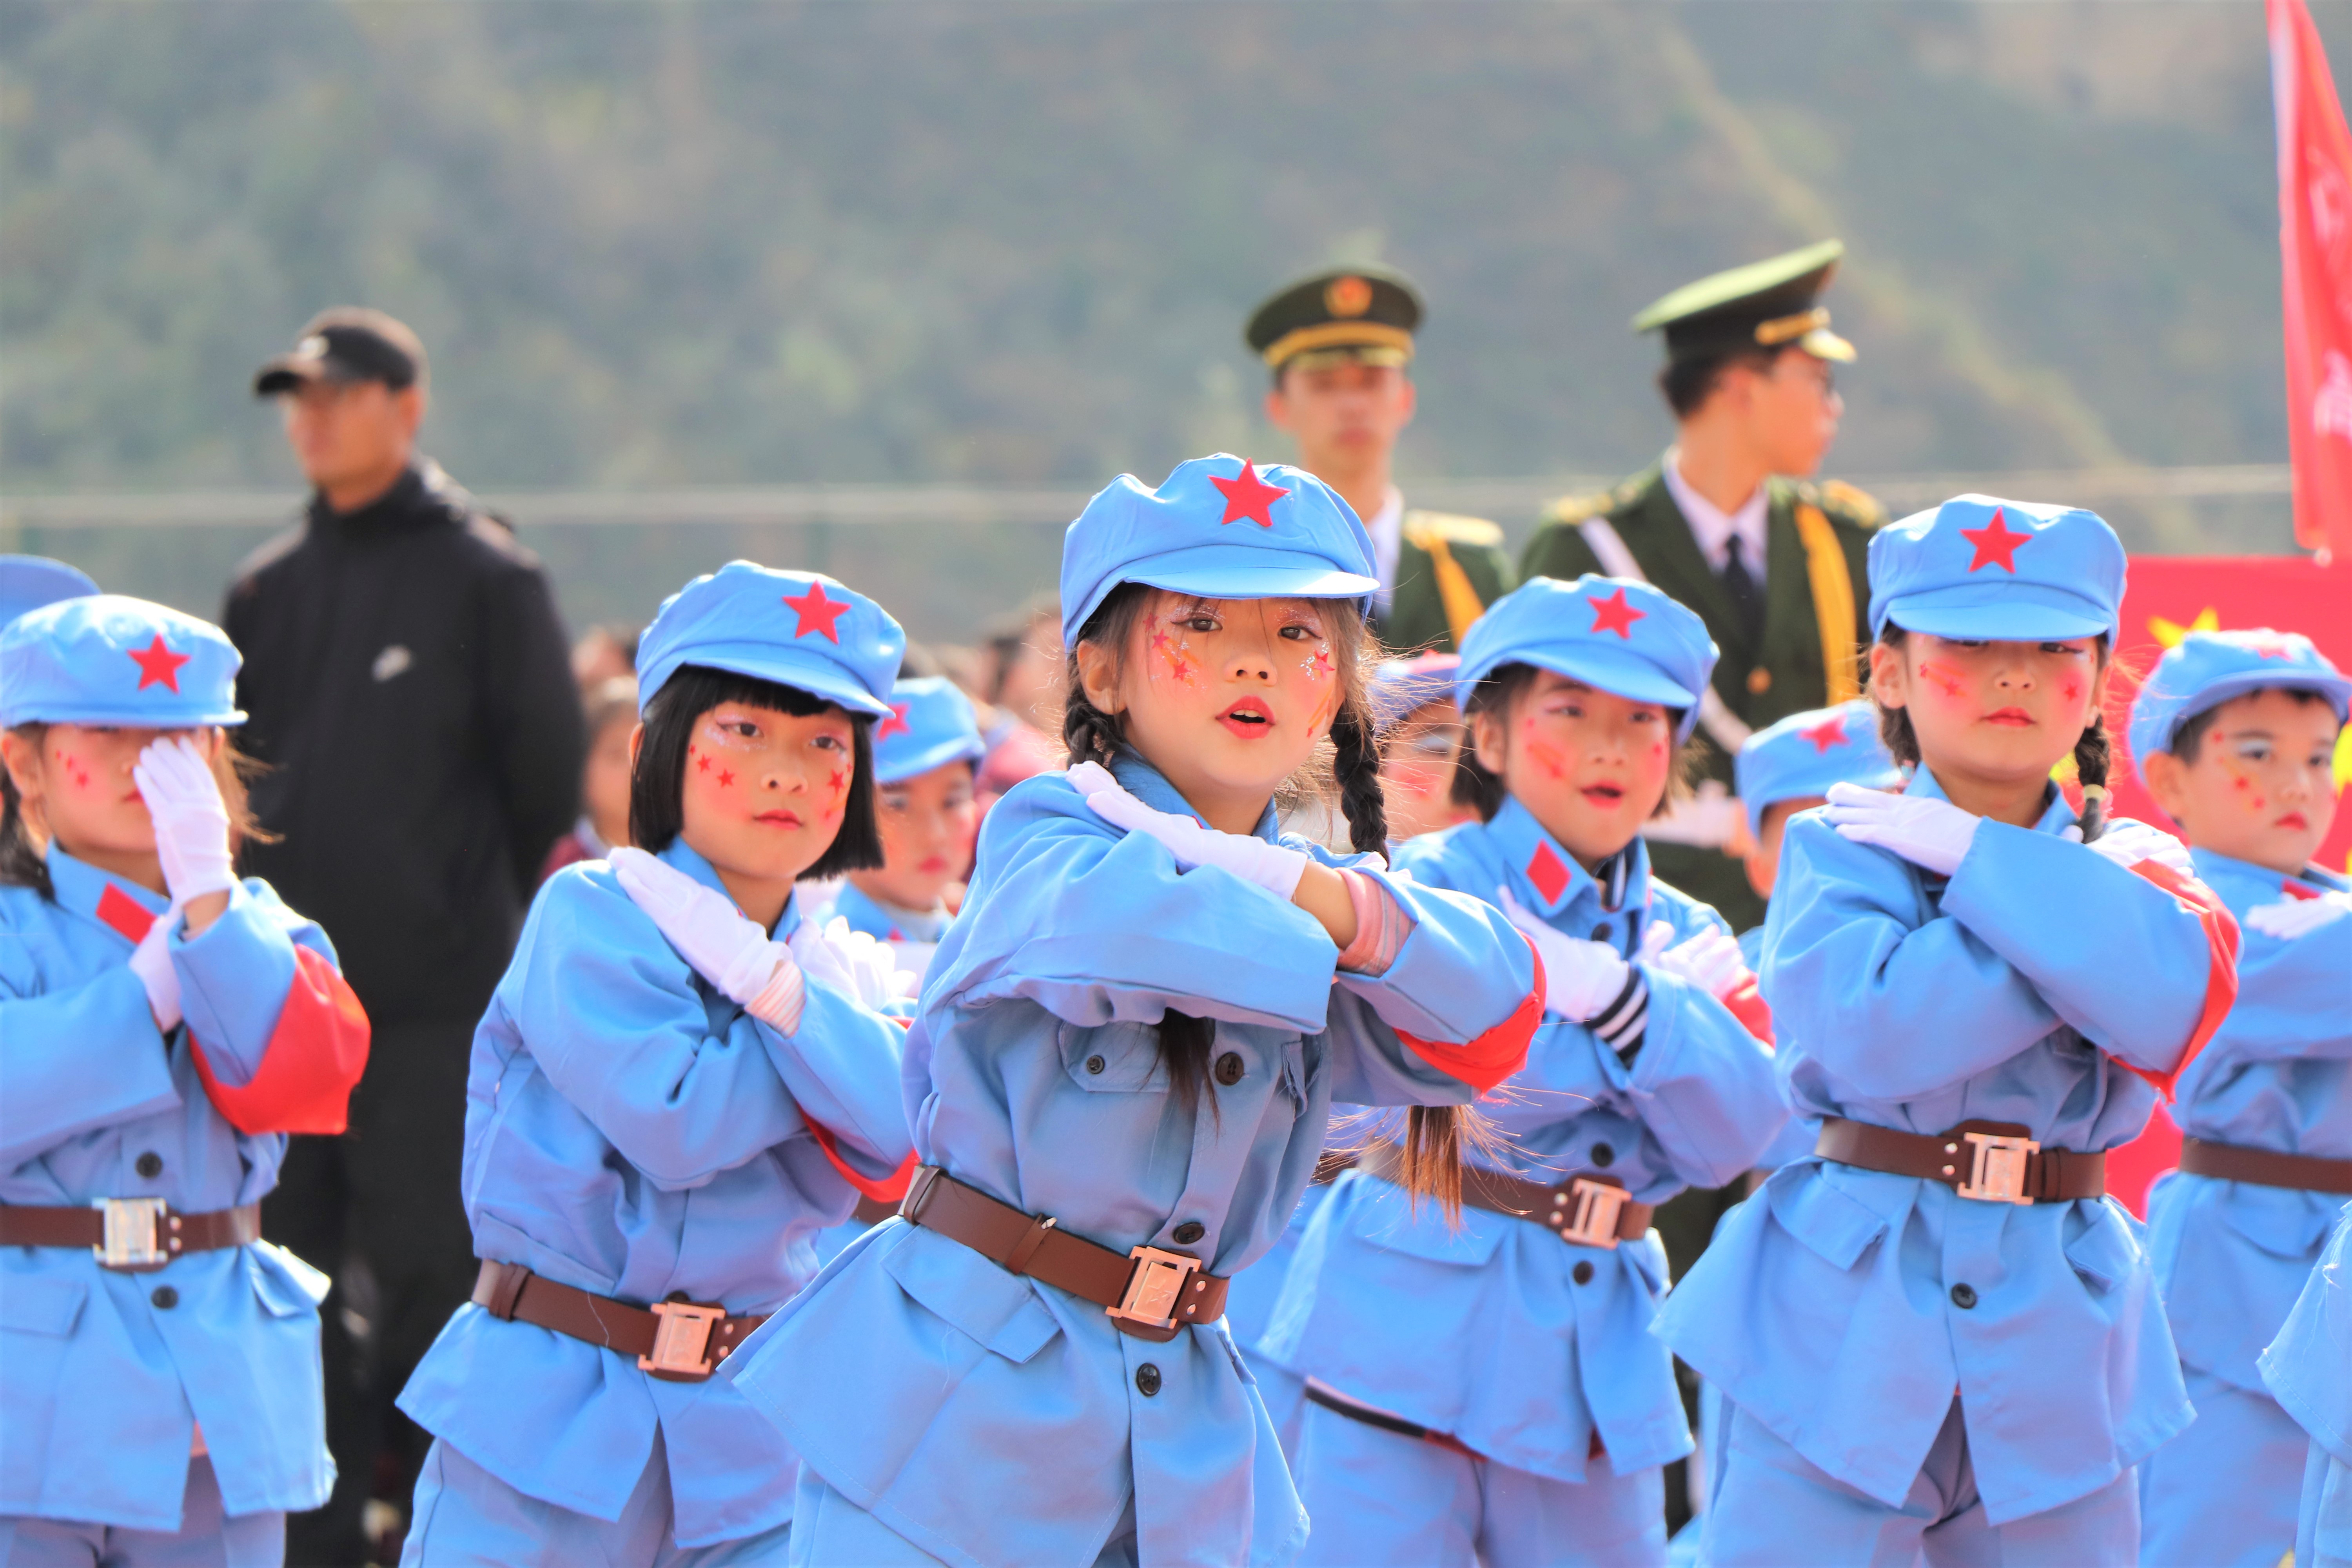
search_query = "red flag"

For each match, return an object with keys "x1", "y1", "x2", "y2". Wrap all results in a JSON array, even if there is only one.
[{"x1": 2270, "y1": 0, "x2": 2352, "y2": 559}]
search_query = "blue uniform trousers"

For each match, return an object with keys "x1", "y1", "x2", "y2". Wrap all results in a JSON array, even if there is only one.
[
  {"x1": 1290, "y1": 1399, "x2": 1664, "y2": 1568},
  {"x1": 788, "y1": 1472, "x2": 1137, "y2": 1568},
  {"x1": 1701, "y1": 1400, "x2": 2138, "y2": 1566},
  {"x1": 2294, "y1": 1441, "x2": 2352, "y2": 1568},
  {"x1": 400, "y1": 1433, "x2": 790, "y2": 1568},
  {"x1": 0, "y1": 1460, "x2": 280, "y2": 1568},
  {"x1": 2136, "y1": 1364, "x2": 2308, "y2": 1568}
]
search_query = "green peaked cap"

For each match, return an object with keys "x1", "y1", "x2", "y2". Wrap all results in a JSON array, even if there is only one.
[{"x1": 1632, "y1": 239, "x2": 1854, "y2": 364}]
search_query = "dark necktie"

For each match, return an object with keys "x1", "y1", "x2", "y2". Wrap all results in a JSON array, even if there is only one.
[{"x1": 1722, "y1": 533, "x2": 1765, "y2": 648}]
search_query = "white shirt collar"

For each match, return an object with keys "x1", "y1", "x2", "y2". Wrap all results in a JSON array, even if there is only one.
[
  {"x1": 1662, "y1": 449, "x2": 1768, "y2": 578},
  {"x1": 1366, "y1": 485, "x2": 1406, "y2": 613}
]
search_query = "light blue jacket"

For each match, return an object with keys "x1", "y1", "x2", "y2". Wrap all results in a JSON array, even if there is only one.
[
  {"x1": 1, "y1": 847, "x2": 339, "y2": 1530},
  {"x1": 1260, "y1": 799, "x2": 1785, "y2": 1481},
  {"x1": 2148, "y1": 853, "x2": 2350, "y2": 1395},
  {"x1": 395, "y1": 840, "x2": 913, "y2": 1548},
  {"x1": 724, "y1": 756, "x2": 1540, "y2": 1568},
  {"x1": 1653, "y1": 774, "x2": 2237, "y2": 1526},
  {"x1": 2261, "y1": 1200, "x2": 2352, "y2": 1566}
]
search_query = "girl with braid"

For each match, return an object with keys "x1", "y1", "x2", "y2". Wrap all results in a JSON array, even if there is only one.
[
  {"x1": 724, "y1": 455, "x2": 1541, "y2": 1568},
  {"x1": 1656, "y1": 496, "x2": 2242, "y2": 1564}
]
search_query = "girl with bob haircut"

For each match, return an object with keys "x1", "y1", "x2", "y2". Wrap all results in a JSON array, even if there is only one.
[{"x1": 726, "y1": 456, "x2": 1543, "y2": 1568}]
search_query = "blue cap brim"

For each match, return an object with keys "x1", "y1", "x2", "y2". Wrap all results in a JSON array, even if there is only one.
[
  {"x1": 1077, "y1": 542, "x2": 1377, "y2": 632},
  {"x1": 641, "y1": 642, "x2": 896, "y2": 719},
  {"x1": 1880, "y1": 581, "x2": 2113, "y2": 642},
  {"x1": 877, "y1": 736, "x2": 986, "y2": 786},
  {"x1": 0, "y1": 700, "x2": 245, "y2": 728},
  {"x1": 2140, "y1": 669, "x2": 2352, "y2": 758},
  {"x1": 1458, "y1": 642, "x2": 1701, "y2": 715}
]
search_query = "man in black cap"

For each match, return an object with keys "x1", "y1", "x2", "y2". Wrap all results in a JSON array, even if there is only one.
[
  {"x1": 1519, "y1": 241, "x2": 1883, "y2": 934},
  {"x1": 227, "y1": 307, "x2": 584, "y2": 1563},
  {"x1": 1248, "y1": 266, "x2": 1512, "y2": 655}
]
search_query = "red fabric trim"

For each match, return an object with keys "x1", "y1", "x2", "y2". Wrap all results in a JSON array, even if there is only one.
[
  {"x1": 191, "y1": 945, "x2": 370, "y2": 1135},
  {"x1": 806, "y1": 1122, "x2": 918, "y2": 1205},
  {"x1": 1722, "y1": 977, "x2": 1775, "y2": 1047},
  {"x1": 2281, "y1": 879, "x2": 2319, "y2": 901},
  {"x1": 2110, "y1": 860, "x2": 2242, "y2": 1101},
  {"x1": 1394, "y1": 937, "x2": 1543, "y2": 1096},
  {"x1": 95, "y1": 884, "x2": 155, "y2": 944}
]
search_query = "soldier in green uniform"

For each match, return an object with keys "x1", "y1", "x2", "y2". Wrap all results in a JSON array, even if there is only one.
[
  {"x1": 1248, "y1": 265, "x2": 1513, "y2": 655},
  {"x1": 1521, "y1": 240, "x2": 1884, "y2": 936}
]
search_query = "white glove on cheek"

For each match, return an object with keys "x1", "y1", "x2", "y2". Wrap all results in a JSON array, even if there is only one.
[
  {"x1": 2244, "y1": 892, "x2": 2351, "y2": 940},
  {"x1": 1070, "y1": 761, "x2": 1310, "y2": 900},
  {"x1": 610, "y1": 847, "x2": 805, "y2": 1031},
  {"x1": 127, "y1": 907, "x2": 183, "y2": 1032},
  {"x1": 1824, "y1": 782, "x2": 1981, "y2": 878},
  {"x1": 1497, "y1": 889, "x2": 1632, "y2": 1023},
  {"x1": 2069, "y1": 817, "x2": 2198, "y2": 880},
  {"x1": 132, "y1": 737, "x2": 236, "y2": 903}
]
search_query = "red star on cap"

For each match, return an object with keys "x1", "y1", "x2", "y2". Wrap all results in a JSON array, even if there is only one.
[
  {"x1": 782, "y1": 581, "x2": 851, "y2": 643},
  {"x1": 1959, "y1": 508, "x2": 2031, "y2": 573},
  {"x1": 1587, "y1": 587, "x2": 1646, "y2": 639},
  {"x1": 1526, "y1": 841, "x2": 1571, "y2": 904},
  {"x1": 127, "y1": 633, "x2": 192, "y2": 692},
  {"x1": 877, "y1": 702, "x2": 913, "y2": 740},
  {"x1": 1209, "y1": 460, "x2": 1289, "y2": 528},
  {"x1": 1798, "y1": 715, "x2": 1851, "y2": 753},
  {"x1": 2236, "y1": 630, "x2": 2301, "y2": 661}
]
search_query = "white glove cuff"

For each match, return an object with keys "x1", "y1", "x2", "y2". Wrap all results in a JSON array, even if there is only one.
[{"x1": 1250, "y1": 844, "x2": 1311, "y2": 901}]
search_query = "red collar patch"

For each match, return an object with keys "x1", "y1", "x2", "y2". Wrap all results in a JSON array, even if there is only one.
[
  {"x1": 96, "y1": 882, "x2": 156, "y2": 944},
  {"x1": 1526, "y1": 840, "x2": 1572, "y2": 904}
]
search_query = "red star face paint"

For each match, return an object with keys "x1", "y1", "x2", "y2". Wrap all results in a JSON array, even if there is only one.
[
  {"x1": 17, "y1": 723, "x2": 224, "y2": 887},
  {"x1": 1896, "y1": 634, "x2": 2109, "y2": 813},
  {"x1": 1492, "y1": 671, "x2": 1673, "y2": 868},
  {"x1": 2154, "y1": 688, "x2": 2342, "y2": 877},
  {"x1": 679, "y1": 702, "x2": 856, "y2": 892}
]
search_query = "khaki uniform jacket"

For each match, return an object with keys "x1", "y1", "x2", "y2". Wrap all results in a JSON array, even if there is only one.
[{"x1": 1374, "y1": 510, "x2": 1515, "y2": 656}]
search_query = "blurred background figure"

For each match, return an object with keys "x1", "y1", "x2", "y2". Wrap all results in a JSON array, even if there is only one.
[
  {"x1": 226, "y1": 307, "x2": 585, "y2": 1565},
  {"x1": 1250, "y1": 266, "x2": 1512, "y2": 655},
  {"x1": 539, "y1": 674, "x2": 638, "y2": 884},
  {"x1": 819, "y1": 673, "x2": 985, "y2": 978},
  {"x1": 1368, "y1": 652, "x2": 1477, "y2": 844},
  {"x1": 973, "y1": 594, "x2": 1064, "y2": 809},
  {"x1": 569, "y1": 622, "x2": 639, "y2": 689}
]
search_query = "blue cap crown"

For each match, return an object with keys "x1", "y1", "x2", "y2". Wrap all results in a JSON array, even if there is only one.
[
  {"x1": 1734, "y1": 699, "x2": 1903, "y2": 838},
  {"x1": 1868, "y1": 494, "x2": 2125, "y2": 643},
  {"x1": 0, "y1": 594, "x2": 245, "y2": 730},
  {"x1": 874, "y1": 676, "x2": 986, "y2": 785},
  {"x1": 0, "y1": 556, "x2": 98, "y2": 631},
  {"x1": 1059, "y1": 454, "x2": 1377, "y2": 647},
  {"x1": 636, "y1": 563, "x2": 904, "y2": 720},
  {"x1": 1370, "y1": 652, "x2": 1461, "y2": 730},
  {"x1": 1454, "y1": 575, "x2": 1720, "y2": 743},
  {"x1": 2128, "y1": 628, "x2": 2350, "y2": 775}
]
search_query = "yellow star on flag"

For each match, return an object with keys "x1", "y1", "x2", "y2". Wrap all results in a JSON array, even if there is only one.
[{"x1": 2149, "y1": 607, "x2": 2221, "y2": 648}]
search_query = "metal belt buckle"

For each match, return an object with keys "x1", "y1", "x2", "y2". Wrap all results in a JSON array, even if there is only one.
[
  {"x1": 1549, "y1": 1178, "x2": 1627, "y2": 1250},
  {"x1": 639, "y1": 1301, "x2": 725, "y2": 1379},
  {"x1": 1957, "y1": 1131, "x2": 2040, "y2": 1204},
  {"x1": 1107, "y1": 1246, "x2": 1200, "y2": 1334},
  {"x1": 93, "y1": 1197, "x2": 171, "y2": 1271}
]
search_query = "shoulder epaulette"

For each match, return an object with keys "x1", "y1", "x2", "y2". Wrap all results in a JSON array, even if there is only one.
[
  {"x1": 1815, "y1": 478, "x2": 1886, "y2": 528},
  {"x1": 1538, "y1": 491, "x2": 1615, "y2": 528},
  {"x1": 1403, "y1": 510, "x2": 1504, "y2": 548}
]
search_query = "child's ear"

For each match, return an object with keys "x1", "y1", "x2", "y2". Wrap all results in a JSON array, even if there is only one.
[
  {"x1": 1074, "y1": 639, "x2": 1126, "y2": 717},
  {"x1": 1468, "y1": 706, "x2": 1509, "y2": 777},
  {"x1": 0, "y1": 730, "x2": 43, "y2": 806},
  {"x1": 627, "y1": 723, "x2": 644, "y2": 769},
  {"x1": 2141, "y1": 748, "x2": 2191, "y2": 827},
  {"x1": 1867, "y1": 641, "x2": 1909, "y2": 710}
]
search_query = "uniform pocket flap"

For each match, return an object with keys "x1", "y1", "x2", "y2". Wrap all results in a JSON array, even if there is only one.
[
  {"x1": 1058, "y1": 1021, "x2": 1169, "y2": 1095},
  {"x1": 2061, "y1": 1204, "x2": 2145, "y2": 1294},
  {"x1": 880, "y1": 1230, "x2": 1060, "y2": 1365},
  {"x1": 1766, "y1": 1166, "x2": 1892, "y2": 1271},
  {"x1": 248, "y1": 1243, "x2": 330, "y2": 1318},
  {"x1": 2213, "y1": 1185, "x2": 2339, "y2": 1261},
  {"x1": 0, "y1": 1275, "x2": 88, "y2": 1336}
]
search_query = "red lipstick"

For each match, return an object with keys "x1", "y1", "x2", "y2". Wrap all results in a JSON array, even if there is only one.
[{"x1": 1218, "y1": 698, "x2": 1274, "y2": 739}]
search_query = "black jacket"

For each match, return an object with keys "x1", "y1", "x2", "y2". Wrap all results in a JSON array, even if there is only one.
[{"x1": 224, "y1": 461, "x2": 584, "y2": 1026}]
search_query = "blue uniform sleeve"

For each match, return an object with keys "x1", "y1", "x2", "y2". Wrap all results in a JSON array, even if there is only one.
[
  {"x1": 0, "y1": 933, "x2": 181, "y2": 1169},
  {"x1": 170, "y1": 879, "x2": 335, "y2": 1087},
  {"x1": 752, "y1": 980, "x2": 914, "y2": 1183},
  {"x1": 2208, "y1": 914, "x2": 2352, "y2": 1064},
  {"x1": 1612, "y1": 902, "x2": 1788, "y2": 1188}
]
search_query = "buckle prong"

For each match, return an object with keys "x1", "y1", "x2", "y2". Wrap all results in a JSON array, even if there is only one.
[
  {"x1": 1107, "y1": 1246, "x2": 1200, "y2": 1333},
  {"x1": 93, "y1": 1197, "x2": 171, "y2": 1271},
  {"x1": 1548, "y1": 1178, "x2": 1628, "y2": 1250},
  {"x1": 639, "y1": 1301, "x2": 725, "y2": 1379},
  {"x1": 1956, "y1": 1132, "x2": 2040, "y2": 1204}
]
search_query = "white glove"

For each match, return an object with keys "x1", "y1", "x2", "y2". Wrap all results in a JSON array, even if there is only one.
[
  {"x1": 1825, "y1": 782, "x2": 1980, "y2": 878},
  {"x1": 790, "y1": 916, "x2": 916, "y2": 1010},
  {"x1": 132, "y1": 737, "x2": 236, "y2": 904},
  {"x1": 127, "y1": 904, "x2": 183, "y2": 1032},
  {"x1": 2063, "y1": 816, "x2": 2198, "y2": 880},
  {"x1": 2244, "y1": 891, "x2": 2352, "y2": 941},
  {"x1": 1496, "y1": 889, "x2": 1632, "y2": 1023},
  {"x1": 1641, "y1": 921, "x2": 1750, "y2": 999},
  {"x1": 1068, "y1": 761, "x2": 1310, "y2": 900},
  {"x1": 610, "y1": 847, "x2": 804, "y2": 1031}
]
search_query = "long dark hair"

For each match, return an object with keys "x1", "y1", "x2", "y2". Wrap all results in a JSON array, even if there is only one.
[
  {"x1": 1062, "y1": 584, "x2": 1481, "y2": 1211},
  {"x1": 628, "y1": 665, "x2": 884, "y2": 877},
  {"x1": 1870, "y1": 627, "x2": 2113, "y2": 838},
  {"x1": 2, "y1": 722, "x2": 271, "y2": 899}
]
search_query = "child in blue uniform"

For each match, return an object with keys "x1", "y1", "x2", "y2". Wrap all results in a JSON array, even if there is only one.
[
  {"x1": 396, "y1": 563, "x2": 917, "y2": 1566},
  {"x1": 818, "y1": 674, "x2": 985, "y2": 979},
  {"x1": 724, "y1": 454, "x2": 1542, "y2": 1568},
  {"x1": 1, "y1": 595, "x2": 370, "y2": 1567},
  {"x1": 2261, "y1": 1200, "x2": 2352, "y2": 1568},
  {"x1": 1730, "y1": 699, "x2": 1901, "y2": 971},
  {"x1": 2123, "y1": 628, "x2": 2352, "y2": 1567},
  {"x1": 1258, "y1": 575, "x2": 1785, "y2": 1568},
  {"x1": 1655, "y1": 495, "x2": 2242, "y2": 1565}
]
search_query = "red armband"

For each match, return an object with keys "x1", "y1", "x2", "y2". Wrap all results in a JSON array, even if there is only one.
[
  {"x1": 191, "y1": 946, "x2": 371, "y2": 1135},
  {"x1": 2110, "y1": 860, "x2": 2241, "y2": 1101},
  {"x1": 1720, "y1": 976, "x2": 1775, "y2": 1046},
  {"x1": 1393, "y1": 936, "x2": 1543, "y2": 1096},
  {"x1": 806, "y1": 1120, "x2": 918, "y2": 1205}
]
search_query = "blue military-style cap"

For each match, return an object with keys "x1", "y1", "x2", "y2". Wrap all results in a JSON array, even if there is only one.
[
  {"x1": 873, "y1": 676, "x2": 986, "y2": 785},
  {"x1": 0, "y1": 594, "x2": 245, "y2": 729},
  {"x1": 1867, "y1": 494, "x2": 2126, "y2": 643},
  {"x1": 1058, "y1": 453, "x2": 1378, "y2": 647},
  {"x1": 0, "y1": 556, "x2": 98, "y2": 631},
  {"x1": 1370, "y1": 652, "x2": 1461, "y2": 730},
  {"x1": 1454, "y1": 575, "x2": 1720, "y2": 744},
  {"x1": 635, "y1": 562, "x2": 903, "y2": 720},
  {"x1": 2127, "y1": 628, "x2": 2350, "y2": 771},
  {"x1": 1734, "y1": 699, "x2": 1903, "y2": 838}
]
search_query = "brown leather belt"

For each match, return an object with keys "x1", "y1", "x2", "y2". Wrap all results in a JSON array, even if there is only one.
[
  {"x1": 852, "y1": 1194, "x2": 900, "y2": 1227},
  {"x1": 2179, "y1": 1137, "x2": 2352, "y2": 1195},
  {"x1": 897, "y1": 1166, "x2": 1229, "y2": 1344},
  {"x1": 1359, "y1": 1139, "x2": 1654, "y2": 1249},
  {"x1": 471, "y1": 1261, "x2": 768, "y2": 1382},
  {"x1": 0, "y1": 1200, "x2": 261, "y2": 1272},
  {"x1": 1816, "y1": 1117, "x2": 2105, "y2": 1204}
]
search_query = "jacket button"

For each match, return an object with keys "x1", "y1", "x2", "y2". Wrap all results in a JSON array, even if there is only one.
[
  {"x1": 1590, "y1": 924, "x2": 1612, "y2": 943},
  {"x1": 135, "y1": 1152, "x2": 164, "y2": 1179},
  {"x1": 1589, "y1": 1143, "x2": 1615, "y2": 1169},
  {"x1": 1085, "y1": 1055, "x2": 1106, "y2": 1075},
  {"x1": 151, "y1": 1285, "x2": 179, "y2": 1310},
  {"x1": 1950, "y1": 1283, "x2": 1978, "y2": 1310},
  {"x1": 1136, "y1": 1363, "x2": 1162, "y2": 1397},
  {"x1": 1214, "y1": 1053, "x2": 1245, "y2": 1087},
  {"x1": 1172, "y1": 1221, "x2": 1205, "y2": 1245},
  {"x1": 1572, "y1": 1261, "x2": 1595, "y2": 1285}
]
